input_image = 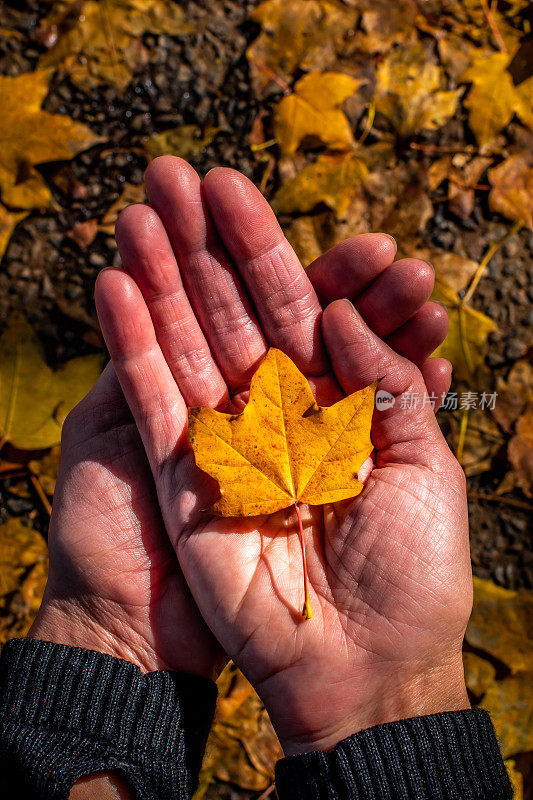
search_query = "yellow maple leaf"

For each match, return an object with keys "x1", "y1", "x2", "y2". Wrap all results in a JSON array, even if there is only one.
[
  {"x1": 0, "y1": 70, "x2": 99, "y2": 210},
  {"x1": 273, "y1": 71, "x2": 361, "y2": 156},
  {"x1": 375, "y1": 43, "x2": 460, "y2": 137},
  {"x1": 188, "y1": 348, "x2": 375, "y2": 517},
  {"x1": 431, "y1": 279, "x2": 497, "y2": 384},
  {"x1": 272, "y1": 153, "x2": 368, "y2": 218},
  {"x1": 39, "y1": 0, "x2": 193, "y2": 92},
  {"x1": 466, "y1": 577, "x2": 533, "y2": 675},
  {"x1": 481, "y1": 673, "x2": 533, "y2": 758},
  {"x1": 247, "y1": 0, "x2": 358, "y2": 92},
  {"x1": 461, "y1": 53, "x2": 533, "y2": 146},
  {"x1": 489, "y1": 152, "x2": 533, "y2": 230},
  {"x1": 0, "y1": 313, "x2": 102, "y2": 450},
  {"x1": 189, "y1": 348, "x2": 375, "y2": 619}
]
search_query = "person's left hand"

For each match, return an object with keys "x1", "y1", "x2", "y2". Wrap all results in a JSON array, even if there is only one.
[{"x1": 31, "y1": 157, "x2": 448, "y2": 684}]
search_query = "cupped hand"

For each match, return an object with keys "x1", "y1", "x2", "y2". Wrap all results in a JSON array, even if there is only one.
[{"x1": 95, "y1": 157, "x2": 469, "y2": 748}]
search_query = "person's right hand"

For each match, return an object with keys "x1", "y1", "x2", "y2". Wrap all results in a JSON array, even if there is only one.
[{"x1": 95, "y1": 159, "x2": 470, "y2": 756}]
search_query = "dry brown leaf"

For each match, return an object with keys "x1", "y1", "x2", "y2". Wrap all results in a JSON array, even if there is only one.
[
  {"x1": 273, "y1": 71, "x2": 361, "y2": 156},
  {"x1": 247, "y1": 0, "x2": 358, "y2": 92},
  {"x1": 272, "y1": 153, "x2": 367, "y2": 218},
  {"x1": 0, "y1": 206, "x2": 28, "y2": 262},
  {"x1": 67, "y1": 219, "x2": 99, "y2": 249},
  {"x1": 489, "y1": 152, "x2": 533, "y2": 230},
  {"x1": 466, "y1": 577, "x2": 533, "y2": 674},
  {"x1": 0, "y1": 70, "x2": 99, "y2": 210},
  {"x1": 431, "y1": 280, "x2": 497, "y2": 384},
  {"x1": 493, "y1": 360, "x2": 533, "y2": 433},
  {"x1": 463, "y1": 651, "x2": 496, "y2": 697},
  {"x1": 420, "y1": 251, "x2": 479, "y2": 293},
  {"x1": 40, "y1": 0, "x2": 193, "y2": 91},
  {"x1": 375, "y1": 43, "x2": 460, "y2": 136},
  {"x1": 364, "y1": 165, "x2": 433, "y2": 249},
  {"x1": 195, "y1": 666, "x2": 282, "y2": 796},
  {"x1": 356, "y1": 0, "x2": 417, "y2": 53},
  {"x1": 99, "y1": 183, "x2": 147, "y2": 234},
  {"x1": 146, "y1": 126, "x2": 219, "y2": 161},
  {"x1": 29, "y1": 446, "x2": 62, "y2": 497},
  {"x1": 508, "y1": 400, "x2": 533, "y2": 498}
]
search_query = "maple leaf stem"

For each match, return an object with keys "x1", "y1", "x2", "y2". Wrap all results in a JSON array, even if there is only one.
[{"x1": 295, "y1": 502, "x2": 313, "y2": 620}]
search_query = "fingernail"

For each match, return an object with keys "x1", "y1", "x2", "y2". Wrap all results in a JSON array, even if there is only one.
[
  {"x1": 340, "y1": 298, "x2": 356, "y2": 312},
  {"x1": 382, "y1": 233, "x2": 397, "y2": 254},
  {"x1": 433, "y1": 300, "x2": 448, "y2": 314}
]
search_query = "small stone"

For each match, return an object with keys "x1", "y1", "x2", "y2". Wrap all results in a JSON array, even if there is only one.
[{"x1": 505, "y1": 340, "x2": 526, "y2": 360}]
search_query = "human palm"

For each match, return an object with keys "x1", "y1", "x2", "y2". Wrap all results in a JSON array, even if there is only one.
[{"x1": 95, "y1": 156, "x2": 470, "y2": 748}]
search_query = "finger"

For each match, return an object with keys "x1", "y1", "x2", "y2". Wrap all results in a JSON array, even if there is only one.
[
  {"x1": 115, "y1": 203, "x2": 228, "y2": 408},
  {"x1": 352, "y1": 258, "x2": 435, "y2": 339},
  {"x1": 386, "y1": 301, "x2": 448, "y2": 364},
  {"x1": 144, "y1": 157, "x2": 267, "y2": 389},
  {"x1": 95, "y1": 268, "x2": 187, "y2": 471},
  {"x1": 322, "y1": 300, "x2": 451, "y2": 469},
  {"x1": 306, "y1": 233, "x2": 397, "y2": 303},
  {"x1": 202, "y1": 167, "x2": 327, "y2": 375},
  {"x1": 420, "y1": 357, "x2": 453, "y2": 409}
]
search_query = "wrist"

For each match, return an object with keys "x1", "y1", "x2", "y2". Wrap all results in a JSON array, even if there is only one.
[
  {"x1": 28, "y1": 593, "x2": 163, "y2": 674},
  {"x1": 268, "y1": 657, "x2": 470, "y2": 756}
]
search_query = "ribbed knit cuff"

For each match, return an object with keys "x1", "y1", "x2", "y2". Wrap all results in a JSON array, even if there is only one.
[
  {"x1": 0, "y1": 638, "x2": 217, "y2": 800},
  {"x1": 275, "y1": 708, "x2": 513, "y2": 800}
]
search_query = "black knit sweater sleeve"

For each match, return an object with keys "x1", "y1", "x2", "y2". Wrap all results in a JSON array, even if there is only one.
[
  {"x1": 0, "y1": 638, "x2": 217, "y2": 800},
  {"x1": 275, "y1": 708, "x2": 513, "y2": 800}
]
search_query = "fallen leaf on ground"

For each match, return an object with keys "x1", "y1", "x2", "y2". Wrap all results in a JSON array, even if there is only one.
[
  {"x1": 375, "y1": 43, "x2": 460, "y2": 136},
  {"x1": 188, "y1": 348, "x2": 376, "y2": 516},
  {"x1": 463, "y1": 651, "x2": 496, "y2": 697},
  {"x1": 99, "y1": 183, "x2": 147, "y2": 234},
  {"x1": 29, "y1": 446, "x2": 62, "y2": 496},
  {"x1": 481, "y1": 672, "x2": 533, "y2": 758},
  {"x1": 356, "y1": 0, "x2": 417, "y2": 53},
  {"x1": 0, "y1": 207, "x2": 28, "y2": 262},
  {"x1": 247, "y1": 0, "x2": 358, "y2": 92},
  {"x1": 0, "y1": 70, "x2": 99, "y2": 210},
  {"x1": 508, "y1": 400, "x2": 533, "y2": 497},
  {"x1": 39, "y1": 0, "x2": 193, "y2": 91},
  {"x1": 466, "y1": 577, "x2": 533, "y2": 674},
  {"x1": 450, "y1": 407, "x2": 504, "y2": 477},
  {"x1": 431, "y1": 280, "x2": 497, "y2": 384},
  {"x1": 418, "y1": 251, "x2": 479, "y2": 293},
  {"x1": 273, "y1": 71, "x2": 361, "y2": 156},
  {"x1": 0, "y1": 519, "x2": 47, "y2": 598},
  {"x1": 493, "y1": 359, "x2": 533, "y2": 433},
  {"x1": 489, "y1": 152, "x2": 533, "y2": 230},
  {"x1": 146, "y1": 126, "x2": 219, "y2": 160},
  {"x1": 272, "y1": 153, "x2": 367, "y2": 218},
  {"x1": 67, "y1": 219, "x2": 99, "y2": 249},
  {"x1": 0, "y1": 313, "x2": 101, "y2": 450},
  {"x1": 505, "y1": 760, "x2": 524, "y2": 800},
  {"x1": 461, "y1": 53, "x2": 533, "y2": 147}
]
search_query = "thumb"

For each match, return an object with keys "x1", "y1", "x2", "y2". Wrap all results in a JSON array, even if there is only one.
[{"x1": 322, "y1": 299, "x2": 455, "y2": 472}]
